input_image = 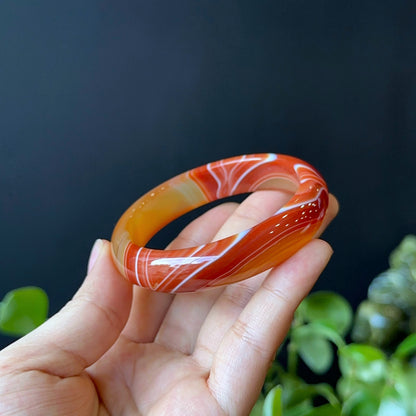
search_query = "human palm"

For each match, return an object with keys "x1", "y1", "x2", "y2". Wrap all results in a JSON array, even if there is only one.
[{"x1": 0, "y1": 191, "x2": 338, "y2": 415}]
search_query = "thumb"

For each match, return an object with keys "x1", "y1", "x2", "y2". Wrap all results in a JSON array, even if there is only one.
[{"x1": 0, "y1": 240, "x2": 132, "y2": 377}]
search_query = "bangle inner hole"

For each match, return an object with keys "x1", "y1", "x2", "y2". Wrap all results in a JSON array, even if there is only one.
[{"x1": 146, "y1": 187, "x2": 294, "y2": 250}]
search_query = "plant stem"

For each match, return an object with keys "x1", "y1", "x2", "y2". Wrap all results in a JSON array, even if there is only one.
[{"x1": 287, "y1": 341, "x2": 298, "y2": 375}]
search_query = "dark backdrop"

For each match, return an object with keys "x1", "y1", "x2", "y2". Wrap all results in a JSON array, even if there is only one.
[{"x1": 1, "y1": 0, "x2": 415, "y2": 348}]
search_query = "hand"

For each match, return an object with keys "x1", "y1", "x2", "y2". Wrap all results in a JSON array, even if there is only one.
[{"x1": 0, "y1": 190, "x2": 338, "y2": 416}]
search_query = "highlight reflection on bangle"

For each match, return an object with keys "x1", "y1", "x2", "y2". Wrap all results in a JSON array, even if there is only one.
[{"x1": 111, "y1": 153, "x2": 329, "y2": 293}]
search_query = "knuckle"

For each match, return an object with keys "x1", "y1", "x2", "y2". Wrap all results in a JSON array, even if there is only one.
[
  {"x1": 231, "y1": 318, "x2": 272, "y2": 359},
  {"x1": 72, "y1": 296, "x2": 122, "y2": 335},
  {"x1": 222, "y1": 284, "x2": 256, "y2": 310},
  {"x1": 232, "y1": 204, "x2": 264, "y2": 226},
  {"x1": 170, "y1": 232, "x2": 200, "y2": 249},
  {"x1": 262, "y1": 282, "x2": 291, "y2": 305}
]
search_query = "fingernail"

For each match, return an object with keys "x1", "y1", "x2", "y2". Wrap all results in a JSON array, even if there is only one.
[{"x1": 88, "y1": 239, "x2": 103, "y2": 273}]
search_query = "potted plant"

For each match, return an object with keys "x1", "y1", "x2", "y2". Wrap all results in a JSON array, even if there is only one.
[{"x1": 251, "y1": 235, "x2": 416, "y2": 416}]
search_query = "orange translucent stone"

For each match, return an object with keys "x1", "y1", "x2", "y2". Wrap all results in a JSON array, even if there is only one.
[{"x1": 111, "y1": 154, "x2": 328, "y2": 293}]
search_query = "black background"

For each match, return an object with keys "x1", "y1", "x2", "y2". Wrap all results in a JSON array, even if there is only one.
[{"x1": 1, "y1": 0, "x2": 415, "y2": 349}]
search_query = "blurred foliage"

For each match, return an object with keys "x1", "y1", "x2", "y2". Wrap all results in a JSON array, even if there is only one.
[
  {"x1": 354, "y1": 235, "x2": 416, "y2": 346},
  {"x1": 0, "y1": 287, "x2": 48, "y2": 337},
  {"x1": 251, "y1": 235, "x2": 416, "y2": 416}
]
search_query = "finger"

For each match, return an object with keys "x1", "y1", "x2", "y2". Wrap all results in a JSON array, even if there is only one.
[
  {"x1": 155, "y1": 189, "x2": 292, "y2": 353},
  {"x1": 0, "y1": 240, "x2": 132, "y2": 377},
  {"x1": 193, "y1": 193, "x2": 338, "y2": 367},
  {"x1": 315, "y1": 194, "x2": 339, "y2": 237},
  {"x1": 121, "y1": 202, "x2": 238, "y2": 343},
  {"x1": 208, "y1": 239, "x2": 333, "y2": 414}
]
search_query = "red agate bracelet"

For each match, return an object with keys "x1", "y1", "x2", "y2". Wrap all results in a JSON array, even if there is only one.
[{"x1": 111, "y1": 154, "x2": 329, "y2": 293}]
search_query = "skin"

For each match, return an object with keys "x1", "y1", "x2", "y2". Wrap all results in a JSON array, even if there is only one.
[{"x1": 0, "y1": 190, "x2": 338, "y2": 416}]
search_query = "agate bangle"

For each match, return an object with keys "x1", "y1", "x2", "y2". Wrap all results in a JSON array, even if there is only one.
[{"x1": 111, "y1": 153, "x2": 329, "y2": 293}]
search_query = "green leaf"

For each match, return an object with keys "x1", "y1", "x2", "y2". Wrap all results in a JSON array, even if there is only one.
[
  {"x1": 279, "y1": 373, "x2": 312, "y2": 408},
  {"x1": 279, "y1": 373, "x2": 339, "y2": 409},
  {"x1": 389, "y1": 235, "x2": 416, "y2": 272},
  {"x1": 351, "y1": 300, "x2": 404, "y2": 347},
  {"x1": 377, "y1": 386, "x2": 407, "y2": 416},
  {"x1": 303, "y1": 403, "x2": 342, "y2": 416},
  {"x1": 393, "y1": 333, "x2": 416, "y2": 360},
  {"x1": 336, "y1": 377, "x2": 355, "y2": 401},
  {"x1": 392, "y1": 363, "x2": 416, "y2": 413},
  {"x1": 250, "y1": 398, "x2": 264, "y2": 416},
  {"x1": 336, "y1": 377, "x2": 385, "y2": 403},
  {"x1": 368, "y1": 267, "x2": 416, "y2": 312},
  {"x1": 310, "y1": 383, "x2": 340, "y2": 406},
  {"x1": 297, "y1": 291, "x2": 353, "y2": 336},
  {"x1": 284, "y1": 401, "x2": 314, "y2": 416},
  {"x1": 0, "y1": 287, "x2": 48, "y2": 336},
  {"x1": 295, "y1": 333, "x2": 333, "y2": 374},
  {"x1": 338, "y1": 344, "x2": 387, "y2": 383},
  {"x1": 341, "y1": 390, "x2": 380, "y2": 416},
  {"x1": 286, "y1": 381, "x2": 339, "y2": 407},
  {"x1": 292, "y1": 322, "x2": 345, "y2": 349},
  {"x1": 263, "y1": 385, "x2": 283, "y2": 416},
  {"x1": 291, "y1": 322, "x2": 346, "y2": 374}
]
